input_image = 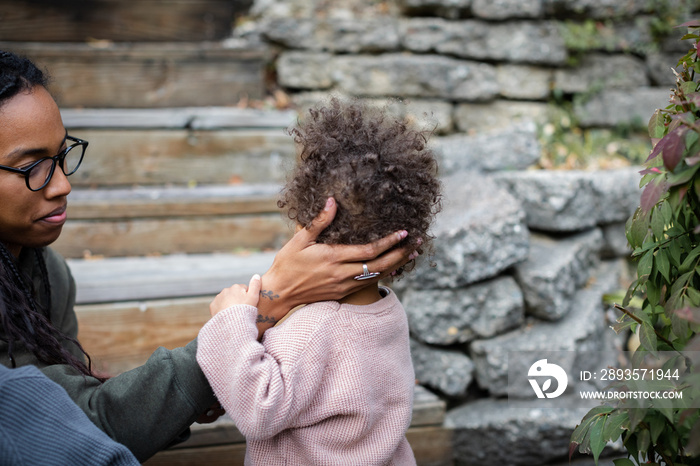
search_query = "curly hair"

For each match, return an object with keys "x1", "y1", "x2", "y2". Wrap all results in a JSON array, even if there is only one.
[
  {"x1": 0, "y1": 50, "x2": 49, "y2": 107},
  {"x1": 278, "y1": 97, "x2": 442, "y2": 278}
]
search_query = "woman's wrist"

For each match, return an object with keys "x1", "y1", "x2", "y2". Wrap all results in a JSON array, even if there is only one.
[{"x1": 254, "y1": 269, "x2": 295, "y2": 335}]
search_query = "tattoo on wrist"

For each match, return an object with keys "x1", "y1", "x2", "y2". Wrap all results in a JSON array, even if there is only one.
[
  {"x1": 257, "y1": 314, "x2": 277, "y2": 324},
  {"x1": 260, "y1": 290, "x2": 280, "y2": 301}
]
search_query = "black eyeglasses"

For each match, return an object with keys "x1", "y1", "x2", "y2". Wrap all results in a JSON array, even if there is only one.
[{"x1": 0, "y1": 135, "x2": 88, "y2": 191}]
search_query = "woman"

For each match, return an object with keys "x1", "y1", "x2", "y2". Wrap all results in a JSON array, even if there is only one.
[{"x1": 0, "y1": 50, "x2": 413, "y2": 462}]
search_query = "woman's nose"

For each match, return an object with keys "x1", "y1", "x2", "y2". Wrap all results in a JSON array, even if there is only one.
[{"x1": 43, "y1": 166, "x2": 72, "y2": 198}]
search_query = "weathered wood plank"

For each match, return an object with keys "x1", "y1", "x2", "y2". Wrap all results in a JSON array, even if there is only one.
[
  {"x1": 67, "y1": 185, "x2": 282, "y2": 220},
  {"x1": 64, "y1": 129, "x2": 296, "y2": 186},
  {"x1": 0, "y1": 1, "x2": 237, "y2": 42},
  {"x1": 144, "y1": 444, "x2": 247, "y2": 466},
  {"x1": 145, "y1": 425, "x2": 453, "y2": 466},
  {"x1": 53, "y1": 215, "x2": 292, "y2": 258},
  {"x1": 406, "y1": 426, "x2": 454, "y2": 466},
  {"x1": 68, "y1": 252, "x2": 277, "y2": 304},
  {"x1": 0, "y1": 42, "x2": 266, "y2": 107},
  {"x1": 61, "y1": 107, "x2": 298, "y2": 130},
  {"x1": 77, "y1": 297, "x2": 212, "y2": 375}
]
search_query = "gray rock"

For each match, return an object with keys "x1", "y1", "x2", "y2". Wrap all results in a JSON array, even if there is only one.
[
  {"x1": 332, "y1": 54, "x2": 499, "y2": 101},
  {"x1": 433, "y1": 122, "x2": 541, "y2": 172},
  {"x1": 497, "y1": 64, "x2": 552, "y2": 100},
  {"x1": 263, "y1": 18, "x2": 400, "y2": 52},
  {"x1": 554, "y1": 53, "x2": 649, "y2": 94},
  {"x1": 410, "y1": 338, "x2": 475, "y2": 397},
  {"x1": 290, "y1": 93, "x2": 454, "y2": 133},
  {"x1": 493, "y1": 167, "x2": 641, "y2": 232},
  {"x1": 646, "y1": 51, "x2": 681, "y2": 87},
  {"x1": 600, "y1": 222, "x2": 632, "y2": 258},
  {"x1": 515, "y1": 228, "x2": 602, "y2": 321},
  {"x1": 454, "y1": 100, "x2": 550, "y2": 132},
  {"x1": 542, "y1": 0, "x2": 649, "y2": 19},
  {"x1": 472, "y1": 0, "x2": 544, "y2": 19},
  {"x1": 401, "y1": 275, "x2": 525, "y2": 345},
  {"x1": 277, "y1": 52, "x2": 333, "y2": 89},
  {"x1": 401, "y1": 19, "x2": 567, "y2": 65},
  {"x1": 401, "y1": 173, "x2": 530, "y2": 288},
  {"x1": 469, "y1": 260, "x2": 622, "y2": 396},
  {"x1": 574, "y1": 87, "x2": 669, "y2": 128},
  {"x1": 445, "y1": 397, "x2": 592, "y2": 466}
]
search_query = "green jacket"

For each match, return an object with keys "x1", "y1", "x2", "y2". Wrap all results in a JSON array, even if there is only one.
[{"x1": 0, "y1": 247, "x2": 216, "y2": 462}]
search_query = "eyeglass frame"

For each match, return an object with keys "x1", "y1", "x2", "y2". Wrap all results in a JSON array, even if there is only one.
[{"x1": 0, "y1": 135, "x2": 88, "y2": 192}]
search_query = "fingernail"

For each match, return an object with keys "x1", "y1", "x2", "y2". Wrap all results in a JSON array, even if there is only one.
[
  {"x1": 397, "y1": 230, "x2": 408, "y2": 240},
  {"x1": 253, "y1": 274, "x2": 261, "y2": 281},
  {"x1": 324, "y1": 198, "x2": 334, "y2": 211},
  {"x1": 416, "y1": 237, "x2": 423, "y2": 246}
]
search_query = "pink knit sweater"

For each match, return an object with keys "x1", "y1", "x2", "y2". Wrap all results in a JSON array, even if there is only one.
[{"x1": 196, "y1": 287, "x2": 417, "y2": 466}]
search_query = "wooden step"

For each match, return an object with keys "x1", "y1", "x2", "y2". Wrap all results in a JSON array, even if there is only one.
[
  {"x1": 54, "y1": 185, "x2": 291, "y2": 258},
  {"x1": 72, "y1": 252, "x2": 275, "y2": 373},
  {"x1": 1, "y1": 42, "x2": 267, "y2": 107},
  {"x1": 59, "y1": 107, "x2": 298, "y2": 187},
  {"x1": 69, "y1": 250, "x2": 277, "y2": 304},
  {"x1": 0, "y1": 0, "x2": 239, "y2": 42}
]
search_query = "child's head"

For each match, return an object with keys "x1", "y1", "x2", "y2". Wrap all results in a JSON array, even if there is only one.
[{"x1": 278, "y1": 96, "x2": 442, "y2": 278}]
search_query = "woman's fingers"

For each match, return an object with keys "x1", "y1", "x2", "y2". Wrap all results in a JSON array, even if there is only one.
[
  {"x1": 294, "y1": 198, "x2": 337, "y2": 246},
  {"x1": 248, "y1": 274, "x2": 262, "y2": 302}
]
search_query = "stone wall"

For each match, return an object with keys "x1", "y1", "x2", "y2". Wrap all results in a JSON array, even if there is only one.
[{"x1": 231, "y1": 1, "x2": 697, "y2": 464}]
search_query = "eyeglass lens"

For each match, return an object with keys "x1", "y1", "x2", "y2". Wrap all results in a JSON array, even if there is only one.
[{"x1": 27, "y1": 145, "x2": 83, "y2": 191}]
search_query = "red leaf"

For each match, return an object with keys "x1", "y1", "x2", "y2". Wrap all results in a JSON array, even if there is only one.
[
  {"x1": 677, "y1": 20, "x2": 700, "y2": 28},
  {"x1": 646, "y1": 136, "x2": 667, "y2": 162},
  {"x1": 662, "y1": 127, "x2": 687, "y2": 171},
  {"x1": 569, "y1": 442, "x2": 579, "y2": 461},
  {"x1": 640, "y1": 178, "x2": 668, "y2": 212}
]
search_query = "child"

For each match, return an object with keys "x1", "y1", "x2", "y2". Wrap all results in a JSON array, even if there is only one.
[{"x1": 196, "y1": 97, "x2": 442, "y2": 465}]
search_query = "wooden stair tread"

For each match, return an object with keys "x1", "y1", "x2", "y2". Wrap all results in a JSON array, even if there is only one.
[
  {"x1": 67, "y1": 184, "x2": 283, "y2": 219},
  {"x1": 61, "y1": 107, "x2": 298, "y2": 130},
  {"x1": 69, "y1": 252, "x2": 277, "y2": 304},
  {"x1": 1, "y1": 41, "x2": 268, "y2": 108}
]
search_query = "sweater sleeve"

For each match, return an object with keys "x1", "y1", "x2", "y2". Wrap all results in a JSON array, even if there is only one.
[
  {"x1": 41, "y1": 339, "x2": 216, "y2": 462},
  {"x1": 197, "y1": 304, "x2": 328, "y2": 441},
  {"x1": 0, "y1": 365, "x2": 139, "y2": 466}
]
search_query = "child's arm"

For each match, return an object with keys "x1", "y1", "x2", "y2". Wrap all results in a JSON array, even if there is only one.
[{"x1": 197, "y1": 275, "x2": 324, "y2": 440}]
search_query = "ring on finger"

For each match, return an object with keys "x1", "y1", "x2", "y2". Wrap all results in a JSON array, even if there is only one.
[{"x1": 353, "y1": 263, "x2": 381, "y2": 281}]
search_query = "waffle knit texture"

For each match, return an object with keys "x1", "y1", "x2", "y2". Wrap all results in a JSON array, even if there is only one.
[
  {"x1": 197, "y1": 287, "x2": 417, "y2": 466},
  {"x1": 0, "y1": 364, "x2": 139, "y2": 465}
]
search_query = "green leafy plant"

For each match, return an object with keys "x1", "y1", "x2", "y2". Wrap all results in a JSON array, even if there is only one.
[{"x1": 570, "y1": 21, "x2": 700, "y2": 466}]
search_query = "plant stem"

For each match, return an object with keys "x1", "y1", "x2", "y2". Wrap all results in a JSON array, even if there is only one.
[{"x1": 613, "y1": 304, "x2": 678, "y2": 350}]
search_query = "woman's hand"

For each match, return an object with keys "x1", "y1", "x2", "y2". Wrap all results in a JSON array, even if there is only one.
[
  {"x1": 209, "y1": 274, "x2": 262, "y2": 317},
  {"x1": 256, "y1": 197, "x2": 415, "y2": 334}
]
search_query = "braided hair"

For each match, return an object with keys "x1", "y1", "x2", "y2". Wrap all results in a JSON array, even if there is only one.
[{"x1": 0, "y1": 50, "x2": 97, "y2": 378}]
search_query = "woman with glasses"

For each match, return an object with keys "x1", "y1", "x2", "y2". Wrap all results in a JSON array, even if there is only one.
[{"x1": 0, "y1": 50, "x2": 414, "y2": 462}]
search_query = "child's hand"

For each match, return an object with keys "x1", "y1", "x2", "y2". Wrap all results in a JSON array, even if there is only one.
[{"x1": 209, "y1": 274, "x2": 262, "y2": 317}]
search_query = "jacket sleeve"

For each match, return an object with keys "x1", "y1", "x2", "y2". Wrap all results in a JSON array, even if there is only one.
[
  {"x1": 41, "y1": 339, "x2": 216, "y2": 462},
  {"x1": 197, "y1": 304, "x2": 329, "y2": 441}
]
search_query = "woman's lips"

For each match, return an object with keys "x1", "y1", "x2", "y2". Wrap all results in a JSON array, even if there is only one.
[{"x1": 39, "y1": 206, "x2": 67, "y2": 225}]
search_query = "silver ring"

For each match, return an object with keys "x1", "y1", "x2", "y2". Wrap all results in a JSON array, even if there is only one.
[{"x1": 353, "y1": 263, "x2": 380, "y2": 281}]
